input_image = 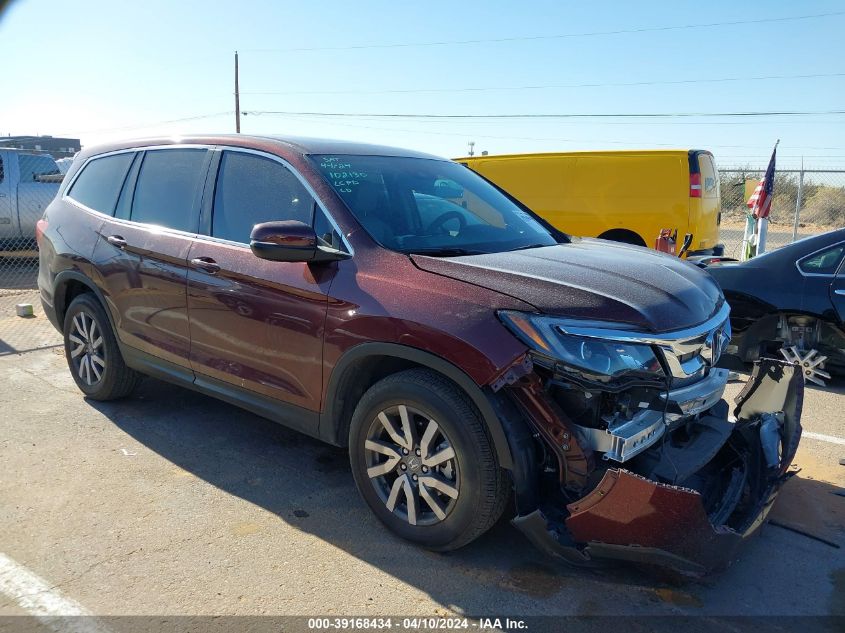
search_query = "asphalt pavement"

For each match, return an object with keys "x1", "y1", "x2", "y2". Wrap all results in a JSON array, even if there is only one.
[{"x1": 0, "y1": 322, "x2": 842, "y2": 627}]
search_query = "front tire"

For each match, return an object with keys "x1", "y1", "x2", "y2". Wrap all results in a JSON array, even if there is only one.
[
  {"x1": 349, "y1": 368, "x2": 510, "y2": 551},
  {"x1": 63, "y1": 293, "x2": 140, "y2": 400}
]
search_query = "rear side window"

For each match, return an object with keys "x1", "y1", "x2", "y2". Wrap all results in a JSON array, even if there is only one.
[
  {"x1": 67, "y1": 153, "x2": 135, "y2": 215},
  {"x1": 131, "y1": 149, "x2": 207, "y2": 232},
  {"x1": 798, "y1": 244, "x2": 845, "y2": 275},
  {"x1": 19, "y1": 154, "x2": 61, "y2": 182},
  {"x1": 211, "y1": 151, "x2": 313, "y2": 243}
]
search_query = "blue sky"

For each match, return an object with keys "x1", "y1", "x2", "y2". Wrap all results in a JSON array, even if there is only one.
[{"x1": 1, "y1": 0, "x2": 844, "y2": 168}]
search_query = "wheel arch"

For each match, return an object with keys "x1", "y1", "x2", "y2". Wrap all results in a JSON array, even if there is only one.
[
  {"x1": 53, "y1": 270, "x2": 114, "y2": 331},
  {"x1": 320, "y1": 342, "x2": 515, "y2": 470},
  {"x1": 597, "y1": 228, "x2": 647, "y2": 247}
]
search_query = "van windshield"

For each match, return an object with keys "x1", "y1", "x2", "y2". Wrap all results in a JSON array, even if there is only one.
[{"x1": 311, "y1": 154, "x2": 561, "y2": 255}]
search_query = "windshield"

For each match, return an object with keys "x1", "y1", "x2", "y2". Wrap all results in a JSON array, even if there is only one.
[{"x1": 311, "y1": 154, "x2": 561, "y2": 254}]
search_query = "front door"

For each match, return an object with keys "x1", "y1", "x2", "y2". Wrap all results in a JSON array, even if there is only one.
[
  {"x1": 93, "y1": 147, "x2": 211, "y2": 368},
  {"x1": 186, "y1": 149, "x2": 337, "y2": 418}
]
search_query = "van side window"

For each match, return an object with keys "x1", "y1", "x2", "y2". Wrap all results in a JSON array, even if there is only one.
[
  {"x1": 131, "y1": 149, "x2": 207, "y2": 232},
  {"x1": 19, "y1": 154, "x2": 60, "y2": 182},
  {"x1": 211, "y1": 151, "x2": 313, "y2": 243},
  {"x1": 67, "y1": 153, "x2": 136, "y2": 215}
]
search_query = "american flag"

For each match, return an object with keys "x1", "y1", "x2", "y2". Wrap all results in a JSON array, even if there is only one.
[{"x1": 747, "y1": 143, "x2": 777, "y2": 219}]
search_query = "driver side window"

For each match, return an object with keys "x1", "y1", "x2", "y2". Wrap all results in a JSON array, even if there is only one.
[{"x1": 212, "y1": 151, "x2": 313, "y2": 243}]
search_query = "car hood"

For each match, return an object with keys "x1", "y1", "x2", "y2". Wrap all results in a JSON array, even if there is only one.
[{"x1": 411, "y1": 238, "x2": 724, "y2": 332}]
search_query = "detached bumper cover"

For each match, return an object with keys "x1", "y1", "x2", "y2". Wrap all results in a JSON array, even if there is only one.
[{"x1": 514, "y1": 359, "x2": 803, "y2": 575}]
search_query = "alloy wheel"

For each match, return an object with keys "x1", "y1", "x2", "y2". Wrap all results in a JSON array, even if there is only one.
[
  {"x1": 364, "y1": 404, "x2": 460, "y2": 526},
  {"x1": 68, "y1": 311, "x2": 106, "y2": 386},
  {"x1": 780, "y1": 346, "x2": 830, "y2": 386}
]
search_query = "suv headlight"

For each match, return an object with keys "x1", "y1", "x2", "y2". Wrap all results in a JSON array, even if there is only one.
[{"x1": 498, "y1": 311, "x2": 665, "y2": 381}]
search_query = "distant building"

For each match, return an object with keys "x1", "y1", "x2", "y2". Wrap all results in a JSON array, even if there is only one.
[{"x1": 0, "y1": 135, "x2": 81, "y2": 158}]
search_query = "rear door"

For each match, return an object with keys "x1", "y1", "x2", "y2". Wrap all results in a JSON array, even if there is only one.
[
  {"x1": 692, "y1": 152, "x2": 721, "y2": 253},
  {"x1": 824, "y1": 246, "x2": 845, "y2": 323},
  {"x1": 93, "y1": 146, "x2": 212, "y2": 368},
  {"x1": 16, "y1": 153, "x2": 62, "y2": 241},
  {"x1": 186, "y1": 148, "x2": 338, "y2": 419},
  {"x1": 0, "y1": 152, "x2": 13, "y2": 239}
]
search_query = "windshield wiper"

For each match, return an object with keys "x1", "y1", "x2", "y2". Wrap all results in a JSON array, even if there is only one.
[
  {"x1": 406, "y1": 247, "x2": 488, "y2": 257},
  {"x1": 508, "y1": 243, "x2": 553, "y2": 252}
]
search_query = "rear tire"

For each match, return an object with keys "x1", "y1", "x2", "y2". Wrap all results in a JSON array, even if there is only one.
[
  {"x1": 348, "y1": 368, "x2": 510, "y2": 551},
  {"x1": 63, "y1": 293, "x2": 141, "y2": 400}
]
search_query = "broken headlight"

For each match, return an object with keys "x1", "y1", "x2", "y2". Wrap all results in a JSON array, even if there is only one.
[{"x1": 498, "y1": 311, "x2": 665, "y2": 381}]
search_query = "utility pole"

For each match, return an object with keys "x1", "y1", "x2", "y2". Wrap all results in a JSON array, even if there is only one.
[{"x1": 234, "y1": 51, "x2": 241, "y2": 133}]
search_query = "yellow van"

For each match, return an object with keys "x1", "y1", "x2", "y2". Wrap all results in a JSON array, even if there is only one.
[{"x1": 456, "y1": 150, "x2": 723, "y2": 256}]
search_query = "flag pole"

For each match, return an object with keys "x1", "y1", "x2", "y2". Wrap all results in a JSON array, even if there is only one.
[{"x1": 754, "y1": 139, "x2": 779, "y2": 256}]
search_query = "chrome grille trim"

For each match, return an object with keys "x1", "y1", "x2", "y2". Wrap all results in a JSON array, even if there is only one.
[{"x1": 556, "y1": 303, "x2": 731, "y2": 379}]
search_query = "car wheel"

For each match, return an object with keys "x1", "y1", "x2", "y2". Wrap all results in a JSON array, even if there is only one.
[
  {"x1": 63, "y1": 293, "x2": 141, "y2": 400},
  {"x1": 349, "y1": 368, "x2": 510, "y2": 551}
]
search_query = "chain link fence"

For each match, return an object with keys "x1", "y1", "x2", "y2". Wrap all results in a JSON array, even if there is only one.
[
  {"x1": 718, "y1": 168, "x2": 845, "y2": 259},
  {"x1": 0, "y1": 150, "x2": 66, "y2": 354}
]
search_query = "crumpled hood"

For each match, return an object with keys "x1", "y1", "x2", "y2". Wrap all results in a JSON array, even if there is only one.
[{"x1": 411, "y1": 238, "x2": 724, "y2": 332}]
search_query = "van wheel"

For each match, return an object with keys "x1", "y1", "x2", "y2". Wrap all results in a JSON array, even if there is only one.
[
  {"x1": 598, "y1": 229, "x2": 647, "y2": 247},
  {"x1": 63, "y1": 293, "x2": 141, "y2": 400},
  {"x1": 349, "y1": 368, "x2": 510, "y2": 551}
]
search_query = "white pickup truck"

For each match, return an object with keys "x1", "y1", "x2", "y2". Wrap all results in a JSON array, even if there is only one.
[{"x1": 0, "y1": 149, "x2": 62, "y2": 247}]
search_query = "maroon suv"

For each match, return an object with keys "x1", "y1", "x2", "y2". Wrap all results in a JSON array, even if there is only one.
[{"x1": 37, "y1": 135, "x2": 803, "y2": 575}]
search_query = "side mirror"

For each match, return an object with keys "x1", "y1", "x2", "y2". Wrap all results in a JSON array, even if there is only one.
[{"x1": 250, "y1": 220, "x2": 350, "y2": 263}]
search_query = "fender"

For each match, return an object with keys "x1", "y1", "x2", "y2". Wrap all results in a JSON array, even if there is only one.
[{"x1": 320, "y1": 342, "x2": 518, "y2": 470}]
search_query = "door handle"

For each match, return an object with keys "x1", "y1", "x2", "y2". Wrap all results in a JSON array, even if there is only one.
[
  {"x1": 835, "y1": 289, "x2": 845, "y2": 296},
  {"x1": 0, "y1": 193, "x2": 7, "y2": 198},
  {"x1": 106, "y1": 235, "x2": 127, "y2": 248},
  {"x1": 190, "y1": 257, "x2": 221, "y2": 274}
]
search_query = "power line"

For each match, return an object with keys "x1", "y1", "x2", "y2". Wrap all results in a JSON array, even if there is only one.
[
  {"x1": 69, "y1": 112, "x2": 234, "y2": 136},
  {"x1": 241, "y1": 72, "x2": 845, "y2": 97},
  {"x1": 267, "y1": 113, "x2": 845, "y2": 153},
  {"x1": 243, "y1": 109, "x2": 845, "y2": 120},
  {"x1": 241, "y1": 11, "x2": 845, "y2": 52}
]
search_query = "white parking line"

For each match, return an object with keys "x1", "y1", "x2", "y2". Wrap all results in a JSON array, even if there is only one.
[
  {"x1": 803, "y1": 431, "x2": 845, "y2": 446},
  {"x1": 0, "y1": 552, "x2": 111, "y2": 633}
]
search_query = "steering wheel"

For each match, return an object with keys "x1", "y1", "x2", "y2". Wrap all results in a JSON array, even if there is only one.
[{"x1": 426, "y1": 210, "x2": 467, "y2": 235}]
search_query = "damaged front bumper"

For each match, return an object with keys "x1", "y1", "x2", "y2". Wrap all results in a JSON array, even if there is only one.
[{"x1": 509, "y1": 359, "x2": 803, "y2": 576}]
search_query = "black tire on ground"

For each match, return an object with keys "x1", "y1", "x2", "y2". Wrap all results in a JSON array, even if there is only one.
[
  {"x1": 348, "y1": 368, "x2": 511, "y2": 551},
  {"x1": 63, "y1": 293, "x2": 141, "y2": 400}
]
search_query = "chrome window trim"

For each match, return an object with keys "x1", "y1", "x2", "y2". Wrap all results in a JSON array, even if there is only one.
[
  {"x1": 63, "y1": 144, "x2": 211, "y2": 232},
  {"x1": 794, "y1": 240, "x2": 845, "y2": 278},
  {"x1": 62, "y1": 147, "x2": 140, "y2": 204},
  {"x1": 195, "y1": 146, "x2": 353, "y2": 255},
  {"x1": 64, "y1": 145, "x2": 210, "y2": 240}
]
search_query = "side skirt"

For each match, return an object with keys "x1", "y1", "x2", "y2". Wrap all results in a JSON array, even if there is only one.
[{"x1": 120, "y1": 345, "x2": 322, "y2": 440}]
